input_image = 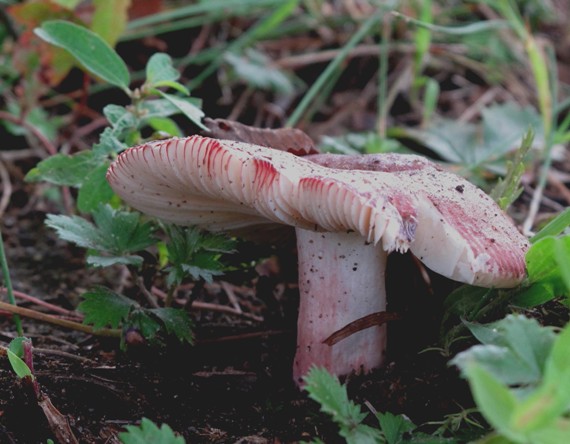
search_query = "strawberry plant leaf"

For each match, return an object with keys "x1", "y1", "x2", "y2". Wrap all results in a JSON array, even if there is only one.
[
  {"x1": 91, "y1": 204, "x2": 157, "y2": 253},
  {"x1": 165, "y1": 226, "x2": 236, "y2": 286},
  {"x1": 35, "y1": 20, "x2": 131, "y2": 92},
  {"x1": 149, "y1": 308, "x2": 194, "y2": 345},
  {"x1": 462, "y1": 364, "x2": 519, "y2": 441},
  {"x1": 376, "y1": 411, "x2": 415, "y2": 444},
  {"x1": 78, "y1": 287, "x2": 135, "y2": 330},
  {"x1": 453, "y1": 315, "x2": 555, "y2": 387},
  {"x1": 304, "y1": 367, "x2": 381, "y2": 444},
  {"x1": 46, "y1": 213, "x2": 106, "y2": 250},
  {"x1": 119, "y1": 417, "x2": 185, "y2": 444}
]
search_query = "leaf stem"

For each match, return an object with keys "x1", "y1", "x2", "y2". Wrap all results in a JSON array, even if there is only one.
[{"x1": 0, "y1": 231, "x2": 23, "y2": 336}]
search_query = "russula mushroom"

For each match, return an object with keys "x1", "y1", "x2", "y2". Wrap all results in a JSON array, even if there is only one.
[{"x1": 107, "y1": 135, "x2": 529, "y2": 385}]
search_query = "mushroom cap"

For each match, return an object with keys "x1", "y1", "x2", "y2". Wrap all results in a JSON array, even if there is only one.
[{"x1": 107, "y1": 136, "x2": 529, "y2": 288}]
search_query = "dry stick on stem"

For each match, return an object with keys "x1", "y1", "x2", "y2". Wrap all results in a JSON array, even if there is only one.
[
  {"x1": 0, "y1": 111, "x2": 57, "y2": 156},
  {"x1": 1, "y1": 288, "x2": 82, "y2": 320},
  {"x1": 151, "y1": 286, "x2": 263, "y2": 322},
  {"x1": 0, "y1": 300, "x2": 120, "y2": 337}
]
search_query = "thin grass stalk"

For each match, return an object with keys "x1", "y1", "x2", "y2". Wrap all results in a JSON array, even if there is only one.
[
  {"x1": 377, "y1": 14, "x2": 390, "y2": 138},
  {"x1": 0, "y1": 232, "x2": 23, "y2": 336},
  {"x1": 187, "y1": 0, "x2": 300, "y2": 91},
  {"x1": 287, "y1": 9, "x2": 385, "y2": 128}
]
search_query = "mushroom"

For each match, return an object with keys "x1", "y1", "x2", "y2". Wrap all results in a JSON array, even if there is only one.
[{"x1": 107, "y1": 135, "x2": 529, "y2": 385}]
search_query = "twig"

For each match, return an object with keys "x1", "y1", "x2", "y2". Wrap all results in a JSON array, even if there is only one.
[
  {"x1": 129, "y1": 267, "x2": 159, "y2": 308},
  {"x1": 323, "y1": 311, "x2": 401, "y2": 346},
  {"x1": 152, "y1": 286, "x2": 263, "y2": 322},
  {"x1": 1, "y1": 288, "x2": 81, "y2": 320},
  {"x1": 0, "y1": 111, "x2": 57, "y2": 156},
  {"x1": 197, "y1": 329, "x2": 288, "y2": 344},
  {"x1": 0, "y1": 300, "x2": 120, "y2": 337}
]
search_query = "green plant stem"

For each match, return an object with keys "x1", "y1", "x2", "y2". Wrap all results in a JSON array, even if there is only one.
[
  {"x1": 0, "y1": 300, "x2": 120, "y2": 338},
  {"x1": 0, "y1": 232, "x2": 22, "y2": 336},
  {"x1": 286, "y1": 10, "x2": 384, "y2": 128}
]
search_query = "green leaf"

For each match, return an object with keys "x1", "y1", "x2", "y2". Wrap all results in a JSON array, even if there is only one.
[
  {"x1": 46, "y1": 213, "x2": 107, "y2": 250},
  {"x1": 150, "y1": 308, "x2": 194, "y2": 345},
  {"x1": 377, "y1": 411, "x2": 415, "y2": 444},
  {"x1": 93, "y1": 126, "x2": 129, "y2": 156},
  {"x1": 119, "y1": 417, "x2": 185, "y2": 444},
  {"x1": 91, "y1": 0, "x2": 130, "y2": 47},
  {"x1": 78, "y1": 287, "x2": 135, "y2": 329},
  {"x1": 145, "y1": 53, "x2": 180, "y2": 86},
  {"x1": 513, "y1": 236, "x2": 570, "y2": 306},
  {"x1": 147, "y1": 117, "x2": 182, "y2": 137},
  {"x1": 157, "y1": 92, "x2": 207, "y2": 130},
  {"x1": 165, "y1": 226, "x2": 235, "y2": 286},
  {"x1": 452, "y1": 315, "x2": 556, "y2": 387},
  {"x1": 463, "y1": 364, "x2": 519, "y2": 441},
  {"x1": 46, "y1": 206, "x2": 156, "y2": 265},
  {"x1": 304, "y1": 367, "x2": 381, "y2": 444},
  {"x1": 77, "y1": 162, "x2": 114, "y2": 213},
  {"x1": 34, "y1": 20, "x2": 130, "y2": 91},
  {"x1": 6, "y1": 348, "x2": 33, "y2": 380},
  {"x1": 91, "y1": 204, "x2": 156, "y2": 253},
  {"x1": 25, "y1": 151, "x2": 101, "y2": 186}
]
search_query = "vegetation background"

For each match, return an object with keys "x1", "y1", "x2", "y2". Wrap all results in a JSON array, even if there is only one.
[{"x1": 0, "y1": 0, "x2": 569, "y2": 442}]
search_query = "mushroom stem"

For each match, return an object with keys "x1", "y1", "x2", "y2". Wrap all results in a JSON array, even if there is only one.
[{"x1": 293, "y1": 228, "x2": 387, "y2": 385}]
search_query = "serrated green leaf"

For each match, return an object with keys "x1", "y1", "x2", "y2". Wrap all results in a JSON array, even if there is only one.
[
  {"x1": 35, "y1": 20, "x2": 130, "y2": 91},
  {"x1": 377, "y1": 412, "x2": 415, "y2": 444},
  {"x1": 77, "y1": 162, "x2": 114, "y2": 213},
  {"x1": 145, "y1": 53, "x2": 180, "y2": 86},
  {"x1": 157, "y1": 92, "x2": 207, "y2": 130},
  {"x1": 165, "y1": 226, "x2": 235, "y2": 286},
  {"x1": 78, "y1": 287, "x2": 135, "y2": 329},
  {"x1": 453, "y1": 315, "x2": 556, "y2": 387},
  {"x1": 25, "y1": 151, "x2": 101, "y2": 186},
  {"x1": 91, "y1": 204, "x2": 156, "y2": 253},
  {"x1": 304, "y1": 367, "x2": 379, "y2": 444},
  {"x1": 150, "y1": 308, "x2": 194, "y2": 344},
  {"x1": 119, "y1": 417, "x2": 185, "y2": 444},
  {"x1": 46, "y1": 213, "x2": 106, "y2": 250},
  {"x1": 464, "y1": 364, "x2": 520, "y2": 441}
]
